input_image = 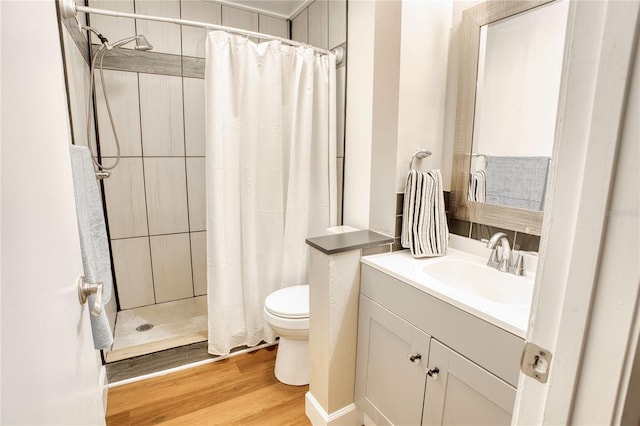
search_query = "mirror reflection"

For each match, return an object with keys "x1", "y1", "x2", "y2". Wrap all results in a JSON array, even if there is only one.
[{"x1": 468, "y1": 0, "x2": 569, "y2": 211}]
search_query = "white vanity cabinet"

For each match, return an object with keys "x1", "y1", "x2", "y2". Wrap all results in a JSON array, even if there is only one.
[
  {"x1": 355, "y1": 295, "x2": 431, "y2": 425},
  {"x1": 422, "y1": 339, "x2": 515, "y2": 425},
  {"x1": 356, "y1": 264, "x2": 524, "y2": 426}
]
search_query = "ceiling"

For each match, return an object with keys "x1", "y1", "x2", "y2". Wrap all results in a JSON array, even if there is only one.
[{"x1": 220, "y1": 0, "x2": 311, "y2": 19}]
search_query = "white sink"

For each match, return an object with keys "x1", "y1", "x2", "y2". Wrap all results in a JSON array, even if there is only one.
[
  {"x1": 360, "y1": 242, "x2": 536, "y2": 337},
  {"x1": 421, "y1": 258, "x2": 533, "y2": 306}
]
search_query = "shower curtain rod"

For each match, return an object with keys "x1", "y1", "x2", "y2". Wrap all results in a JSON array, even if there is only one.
[{"x1": 59, "y1": 0, "x2": 344, "y2": 62}]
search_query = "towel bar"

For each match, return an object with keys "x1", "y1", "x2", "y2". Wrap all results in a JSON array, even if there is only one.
[{"x1": 410, "y1": 149, "x2": 432, "y2": 170}]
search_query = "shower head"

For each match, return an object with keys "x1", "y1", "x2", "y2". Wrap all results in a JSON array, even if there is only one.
[{"x1": 134, "y1": 35, "x2": 153, "y2": 51}]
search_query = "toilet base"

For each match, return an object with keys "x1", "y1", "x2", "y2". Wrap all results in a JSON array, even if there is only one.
[{"x1": 275, "y1": 337, "x2": 309, "y2": 386}]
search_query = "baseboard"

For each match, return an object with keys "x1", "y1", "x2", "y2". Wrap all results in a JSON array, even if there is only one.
[
  {"x1": 305, "y1": 391, "x2": 363, "y2": 426},
  {"x1": 99, "y1": 365, "x2": 108, "y2": 414}
]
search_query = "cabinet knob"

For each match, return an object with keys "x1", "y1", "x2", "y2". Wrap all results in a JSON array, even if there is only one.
[
  {"x1": 427, "y1": 367, "x2": 440, "y2": 379},
  {"x1": 408, "y1": 354, "x2": 422, "y2": 364}
]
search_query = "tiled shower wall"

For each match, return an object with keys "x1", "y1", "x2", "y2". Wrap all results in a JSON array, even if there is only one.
[
  {"x1": 61, "y1": 14, "x2": 119, "y2": 330},
  {"x1": 66, "y1": 0, "x2": 346, "y2": 310},
  {"x1": 290, "y1": 0, "x2": 348, "y2": 222}
]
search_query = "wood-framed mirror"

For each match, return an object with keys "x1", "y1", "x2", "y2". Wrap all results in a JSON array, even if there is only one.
[{"x1": 450, "y1": 0, "x2": 569, "y2": 236}]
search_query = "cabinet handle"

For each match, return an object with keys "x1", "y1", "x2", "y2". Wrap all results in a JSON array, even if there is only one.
[
  {"x1": 408, "y1": 354, "x2": 422, "y2": 364},
  {"x1": 427, "y1": 367, "x2": 440, "y2": 379}
]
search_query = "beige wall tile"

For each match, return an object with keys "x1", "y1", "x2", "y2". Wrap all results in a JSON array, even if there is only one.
[
  {"x1": 150, "y1": 233, "x2": 194, "y2": 303},
  {"x1": 222, "y1": 5, "x2": 259, "y2": 41},
  {"x1": 308, "y1": 0, "x2": 328, "y2": 50},
  {"x1": 94, "y1": 70, "x2": 142, "y2": 157},
  {"x1": 144, "y1": 157, "x2": 190, "y2": 235},
  {"x1": 328, "y1": 0, "x2": 347, "y2": 49},
  {"x1": 181, "y1": 0, "x2": 222, "y2": 58},
  {"x1": 183, "y1": 77, "x2": 205, "y2": 156},
  {"x1": 186, "y1": 157, "x2": 206, "y2": 231},
  {"x1": 291, "y1": 9, "x2": 308, "y2": 43},
  {"x1": 139, "y1": 73, "x2": 185, "y2": 156},
  {"x1": 190, "y1": 231, "x2": 207, "y2": 296},
  {"x1": 103, "y1": 158, "x2": 148, "y2": 238},
  {"x1": 88, "y1": 0, "x2": 135, "y2": 48},
  {"x1": 259, "y1": 15, "x2": 288, "y2": 39},
  {"x1": 62, "y1": 28, "x2": 97, "y2": 153},
  {"x1": 135, "y1": 0, "x2": 182, "y2": 55},
  {"x1": 111, "y1": 237, "x2": 155, "y2": 309}
]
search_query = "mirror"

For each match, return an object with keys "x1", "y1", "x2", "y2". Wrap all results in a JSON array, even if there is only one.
[{"x1": 451, "y1": 0, "x2": 570, "y2": 235}]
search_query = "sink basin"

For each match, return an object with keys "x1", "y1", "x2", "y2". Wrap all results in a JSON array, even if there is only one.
[
  {"x1": 422, "y1": 258, "x2": 534, "y2": 306},
  {"x1": 360, "y1": 242, "x2": 537, "y2": 337}
]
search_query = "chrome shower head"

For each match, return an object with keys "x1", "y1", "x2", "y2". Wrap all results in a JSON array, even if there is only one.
[{"x1": 134, "y1": 35, "x2": 153, "y2": 51}]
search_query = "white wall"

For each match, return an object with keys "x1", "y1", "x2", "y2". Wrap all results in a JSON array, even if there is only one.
[
  {"x1": 369, "y1": 0, "x2": 402, "y2": 236},
  {"x1": 343, "y1": 0, "x2": 376, "y2": 230},
  {"x1": 395, "y1": 0, "x2": 452, "y2": 192},
  {"x1": 344, "y1": 0, "x2": 452, "y2": 234}
]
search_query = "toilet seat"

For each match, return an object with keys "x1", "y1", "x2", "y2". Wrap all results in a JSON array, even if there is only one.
[{"x1": 264, "y1": 285, "x2": 309, "y2": 319}]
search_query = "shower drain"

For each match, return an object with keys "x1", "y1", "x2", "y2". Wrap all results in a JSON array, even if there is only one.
[{"x1": 136, "y1": 323, "x2": 154, "y2": 332}]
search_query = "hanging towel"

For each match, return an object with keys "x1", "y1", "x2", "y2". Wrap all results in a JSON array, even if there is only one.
[
  {"x1": 485, "y1": 156, "x2": 550, "y2": 210},
  {"x1": 401, "y1": 169, "x2": 449, "y2": 257},
  {"x1": 468, "y1": 169, "x2": 486, "y2": 202},
  {"x1": 69, "y1": 145, "x2": 114, "y2": 350}
]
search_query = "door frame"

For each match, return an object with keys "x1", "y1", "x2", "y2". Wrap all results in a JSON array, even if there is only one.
[{"x1": 513, "y1": 0, "x2": 640, "y2": 424}]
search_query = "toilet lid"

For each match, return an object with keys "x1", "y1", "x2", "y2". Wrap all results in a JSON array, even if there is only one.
[{"x1": 265, "y1": 285, "x2": 309, "y2": 319}]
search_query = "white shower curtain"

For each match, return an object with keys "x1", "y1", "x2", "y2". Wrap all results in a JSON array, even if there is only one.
[{"x1": 205, "y1": 31, "x2": 337, "y2": 356}]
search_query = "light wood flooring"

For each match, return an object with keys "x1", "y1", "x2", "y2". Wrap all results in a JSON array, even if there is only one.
[{"x1": 106, "y1": 346, "x2": 311, "y2": 425}]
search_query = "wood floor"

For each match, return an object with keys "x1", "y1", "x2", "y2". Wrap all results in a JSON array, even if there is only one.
[{"x1": 106, "y1": 346, "x2": 311, "y2": 425}]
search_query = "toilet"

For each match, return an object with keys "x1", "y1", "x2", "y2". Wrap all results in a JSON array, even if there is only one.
[{"x1": 263, "y1": 285, "x2": 309, "y2": 386}]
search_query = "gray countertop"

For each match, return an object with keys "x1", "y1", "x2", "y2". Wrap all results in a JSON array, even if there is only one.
[{"x1": 305, "y1": 230, "x2": 394, "y2": 255}]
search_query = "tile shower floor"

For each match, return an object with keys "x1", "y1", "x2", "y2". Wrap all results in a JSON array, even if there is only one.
[{"x1": 105, "y1": 296, "x2": 208, "y2": 363}]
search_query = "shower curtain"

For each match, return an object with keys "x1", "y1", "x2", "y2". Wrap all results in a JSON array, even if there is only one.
[{"x1": 205, "y1": 31, "x2": 337, "y2": 355}]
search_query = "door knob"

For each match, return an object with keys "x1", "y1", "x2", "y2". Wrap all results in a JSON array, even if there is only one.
[
  {"x1": 78, "y1": 276, "x2": 103, "y2": 316},
  {"x1": 408, "y1": 354, "x2": 422, "y2": 364},
  {"x1": 427, "y1": 367, "x2": 440, "y2": 379}
]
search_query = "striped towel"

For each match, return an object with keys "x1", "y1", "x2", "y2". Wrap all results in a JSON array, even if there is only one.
[
  {"x1": 468, "y1": 169, "x2": 486, "y2": 202},
  {"x1": 401, "y1": 169, "x2": 449, "y2": 257}
]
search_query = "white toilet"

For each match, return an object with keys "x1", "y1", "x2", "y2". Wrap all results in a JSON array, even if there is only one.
[{"x1": 263, "y1": 285, "x2": 309, "y2": 386}]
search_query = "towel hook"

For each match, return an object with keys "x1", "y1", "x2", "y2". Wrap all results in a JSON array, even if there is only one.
[{"x1": 410, "y1": 149, "x2": 432, "y2": 170}]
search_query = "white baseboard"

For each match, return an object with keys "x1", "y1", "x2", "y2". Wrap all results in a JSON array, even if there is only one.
[
  {"x1": 99, "y1": 365, "x2": 108, "y2": 415},
  {"x1": 305, "y1": 391, "x2": 363, "y2": 426}
]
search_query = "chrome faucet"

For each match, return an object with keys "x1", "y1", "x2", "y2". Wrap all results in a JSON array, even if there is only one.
[
  {"x1": 486, "y1": 232, "x2": 512, "y2": 272},
  {"x1": 486, "y1": 232, "x2": 526, "y2": 276}
]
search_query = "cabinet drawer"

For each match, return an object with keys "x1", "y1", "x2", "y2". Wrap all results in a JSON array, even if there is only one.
[{"x1": 361, "y1": 264, "x2": 524, "y2": 387}]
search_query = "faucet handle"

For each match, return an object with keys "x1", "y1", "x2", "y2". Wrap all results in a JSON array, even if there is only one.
[
  {"x1": 497, "y1": 256, "x2": 511, "y2": 273},
  {"x1": 513, "y1": 254, "x2": 526, "y2": 276}
]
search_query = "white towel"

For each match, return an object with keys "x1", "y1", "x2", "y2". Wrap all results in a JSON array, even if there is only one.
[
  {"x1": 468, "y1": 169, "x2": 486, "y2": 202},
  {"x1": 69, "y1": 145, "x2": 114, "y2": 350},
  {"x1": 401, "y1": 169, "x2": 449, "y2": 257}
]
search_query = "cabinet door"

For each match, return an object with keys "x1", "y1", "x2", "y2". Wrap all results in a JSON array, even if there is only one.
[
  {"x1": 422, "y1": 339, "x2": 516, "y2": 426},
  {"x1": 356, "y1": 295, "x2": 431, "y2": 426}
]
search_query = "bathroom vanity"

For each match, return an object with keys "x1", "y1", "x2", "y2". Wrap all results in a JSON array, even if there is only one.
[{"x1": 355, "y1": 242, "x2": 534, "y2": 425}]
